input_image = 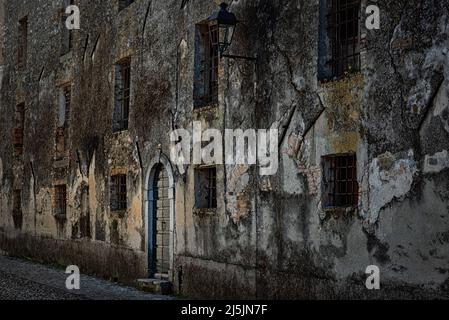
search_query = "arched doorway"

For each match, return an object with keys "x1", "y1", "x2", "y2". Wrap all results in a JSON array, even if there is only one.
[{"x1": 144, "y1": 154, "x2": 175, "y2": 280}]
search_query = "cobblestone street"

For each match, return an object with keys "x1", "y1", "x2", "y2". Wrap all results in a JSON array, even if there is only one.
[{"x1": 0, "y1": 255, "x2": 174, "y2": 300}]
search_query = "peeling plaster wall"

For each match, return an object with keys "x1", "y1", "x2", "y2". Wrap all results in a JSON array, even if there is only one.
[{"x1": 0, "y1": 0, "x2": 448, "y2": 299}]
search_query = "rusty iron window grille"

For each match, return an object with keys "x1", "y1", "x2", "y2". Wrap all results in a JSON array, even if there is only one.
[
  {"x1": 13, "y1": 103, "x2": 25, "y2": 157},
  {"x1": 207, "y1": 167, "x2": 217, "y2": 209},
  {"x1": 327, "y1": 0, "x2": 361, "y2": 78},
  {"x1": 18, "y1": 16, "x2": 28, "y2": 69},
  {"x1": 322, "y1": 154, "x2": 358, "y2": 208},
  {"x1": 195, "y1": 167, "x2": 217, "y2": 209},
  {"x1": 55, "y1": 185, "x2": 67, "y2": 216},
  {"x1": 110, "y1": 175, "x2": 127, "y2": 212}
]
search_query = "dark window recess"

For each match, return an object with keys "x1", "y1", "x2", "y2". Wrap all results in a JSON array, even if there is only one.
[
  {"x1": 318, "y1": 0, "x2": 360, "y2": 80},
  {"x1": 110, "y1": 175, "x2": 127, "y2": 212},
  {"x1": 56, "y1": 86, "x2": 71, "y2": 160},
  {"x1": 18, "y1": 16, "x2": 28, "y2": 68},
  {"x1": 12, "y1": 190, "x2": 23, "y2": 229},
  {"x1": 13, "y1": 103, "x2": 25, "y2": 157},
  {"x1": 119, "y1": 0, "x2": 134, "y2": 11},
  {"x1": 113, "y1": 59, "x2": 131, "y2": 132},
  {"x1": 194, "y1": 23, "x2": 219, "y2": 108},
  {"x1": 61, "y1": 0, "x2": 74, "y2": 55},
  {"x1": 55, "y1": 185, "x2": 67, "y2": 216},
  {"x1": 194, "y1": 167, "x2": 217, "y2": 209},
  {"x1": 322, "y1": 154, "x2": 358, "y2": 208}
]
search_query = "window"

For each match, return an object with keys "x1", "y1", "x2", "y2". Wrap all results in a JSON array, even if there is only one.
[
  {"x1": 113, "y1": 59, "x2": 131, "y2": 132},
  {"x1": 56, "y1": 86, "x2": 71, "y2": 160},
  {"x1": 55, "y1": 185, "x2": 67, "y2": 216},
  {"x1": 13, "y1": 103, "x2": 25, "y2": 157},
  {"x1": 110, "y1": 174, "x2": 127, "y2": 212},
  {"x1": 318, "y1": 0, "x2": 361, "y2": 80},
  {"x1": 119, "y1": 0, "x2": 134, "y2": 11},
  {"x1": 194, "y1": 22, "x2": 219, "y2": 108},
  {"x1": 194, "y1": 167, "x2": 217, "y2": 209},
  {"x1": 61, "y1": 0, "x2": 74, "y2": 55},
  {"x1": 18, "y1": 16, "x2": 28, "y2": 68},
  {"x1": 322, "y1": 154, "x2": 358, "y2": 209}
]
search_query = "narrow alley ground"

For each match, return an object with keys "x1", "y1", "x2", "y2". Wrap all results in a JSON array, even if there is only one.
[{"x1": 0, "y1": 254, "x2": 174, "y2": 300}]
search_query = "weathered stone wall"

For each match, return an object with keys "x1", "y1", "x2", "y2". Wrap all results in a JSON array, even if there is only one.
[{"x1": 0, "y1": 0, "x2": 448, "y2": 299}]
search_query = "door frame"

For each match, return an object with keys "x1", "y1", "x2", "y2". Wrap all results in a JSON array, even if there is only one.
[{"x1": 144, "y1": 153, "x2": 175, "y2": 280}]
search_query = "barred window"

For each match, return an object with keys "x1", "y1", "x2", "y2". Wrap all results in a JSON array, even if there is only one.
[
  {"x1": 110, "y1": 174, "x2": 127, "y2": 212},
  {"x1": 322, "y1": 154, "x2": 358, "y2": 208},
  {"x1": 195, "y1": 167, "x2": 217, "y2": 209},
  {"x1": 55, "y1": 185, "x2": 67, "y2": 216},
  {"x1": 56, "y1": 86, "x2": 71, "y2": 160},
  {"x1": 113, "y1": 59, "x2": 131, "y2": 132},
  {"x1": 319, "y1": 0, "x2": 361, "y2": 80},
  {"x1": 194, "y1": 22, "x2": 219, "y2": 108}
]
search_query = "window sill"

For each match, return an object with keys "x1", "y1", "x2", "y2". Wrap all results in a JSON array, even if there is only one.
[
  {"x1": 110, "y1": 210, "x2": 126, "y2": 219},
  {"x1": 112, "y1": 128, "x2": 129, "y2": 135},
  {"x1": 193, "y1": 208, "x2": 217, "y2": 217},
  {"x1": 193, "y1": 103, "x2": 219, "y2": 112},
  {"x1": 319, "y1": 71, "x2": 362, "y2": 85},
  {"x1": 322, "y1": 206, "x2": 357, "y2": 215}
]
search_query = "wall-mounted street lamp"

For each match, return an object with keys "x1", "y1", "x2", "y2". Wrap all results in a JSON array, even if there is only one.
[{"x1": 207, "y1": 3, "x2": 257, "y2": 62}]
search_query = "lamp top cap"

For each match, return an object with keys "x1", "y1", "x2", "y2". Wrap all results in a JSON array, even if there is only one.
[{"x1": 208, "y1": 2, "x2": 237, "y2": 24}]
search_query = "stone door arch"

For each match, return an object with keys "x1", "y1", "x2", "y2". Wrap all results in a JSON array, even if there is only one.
[{"x1": 144, "y1": 153, "x2": 175, "y2": 279}]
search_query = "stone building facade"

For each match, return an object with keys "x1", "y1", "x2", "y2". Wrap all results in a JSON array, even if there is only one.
[{"x1": 0, "y1": 0, "x2": 448, "y2": 299}]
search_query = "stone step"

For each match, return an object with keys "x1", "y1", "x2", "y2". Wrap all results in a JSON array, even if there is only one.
[{"x1": 137, "y1": 278, "x2": 172, "y2": 296}]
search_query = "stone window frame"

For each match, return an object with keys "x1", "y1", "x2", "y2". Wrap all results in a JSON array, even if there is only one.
[
  {"x1": 110, "y1": 173, "x2": 128, "y2": 214},
  {"x1": 194, "y1": 165, "x2": 218, "y2": 212},
  {"x1": 193, "y1": 21, "x2": 219, "y2": 109},
  {"x1": 321, "y1": 153, "x2": 359, "y2": 210},
  {"x1": 318, "y1": 0, "x2": 362, "y2": 81},
  {"x1": 54, "y1": 184, "x2": 68, "y2": 217},
  {"x1": 55, "y1": 83, "x2": 72, "y2": 162},
  {"x1": 113, "y1": 57, "x2": 131, "y2": 132}
]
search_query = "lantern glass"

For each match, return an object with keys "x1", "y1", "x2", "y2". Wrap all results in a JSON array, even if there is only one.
[
  {"x1": 219, "y1": 23, "x2": 235, "y2": 55},
  {"x1": 208, "y1": 3, "x2": 237, "y2": 56}
]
